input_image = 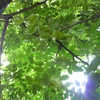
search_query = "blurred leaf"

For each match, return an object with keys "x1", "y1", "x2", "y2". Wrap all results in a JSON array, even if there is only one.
[
  {"x1": 41, "y1": 72, "x2": 50, "y2": 86},
  {"x1": 96, "y1": 88, "x2": 100, "y2": 95},
  {"x1": 32, "y1": 84, "x2": 37, "y2": 95},
  {"x1": 34, "y1": 61, "x2": 44, "y2": 66},
  {"x1": 51, "y1": 30, "x2": 63, "y2": 39},
  {"x1": 64, "y1": 91, "x2": 69, "y2": 98},
  {"x1": 87, "y1": 55, "x2": 100, "y2": 73},
  {"x1": 47, "y1": 67, "x2": 58, "y2": 75},
  {"x1": 33, "y1": 67, "x2": 44, "y2": 72},
  {"x1": 40, "y1": 32, "x2": 50, "y2": 40},
  {"x1": 62, "y1": 34, "x2": 73, "y2": 40},
  {"x1": 39, "y1": 25, "x2": 51, "y2": 32},
  {"x1": 44, "y1": 90, "x2": 49, "y2": 100},
  {"x1": 68, "y1": 68, "x2": 72, "y2": 74},
  {"x1": 74, "y1": 80, "x2": 80, "y2": 86},
  {"x1": 65, "y1": 14, "x2": 75, "y2": 22},
  {"x1": 12, "y1": 16, "x2": 23, "y2": 25},
  {"x1": 0, "y1": 92, "x2": 2, "y2": 98},
  {"x1": 25, "y1": 75, "x2": 34, "y2": 85},
  {"x1": 60, "y1": 75, "x2": 69, "y2": 80},
  {"x1": 56, "y1": 56, "x2": 71, "y2": 66},
  {"x1": 50, "y1": 79, "x2": 61, "y2": 89},
  {"x1": 26, "y1": 14, "x2": 38, "y2": 25},
  {"x1": 27, "y1": 25, "x2": 36, "y2": 35},
  {"x1": 64, "y1": 82, "x2": 73, "y2": 87},
  {"x1": 73, "y1": 66, "x2": 83, "y2": 72},
  {"x1": 0, "y1": 85, "x2": 5, "y2": 92}
]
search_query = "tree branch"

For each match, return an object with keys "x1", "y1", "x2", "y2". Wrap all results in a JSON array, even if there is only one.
[
  {"x1": 55, "y1": 45, "x2": 62, "y2": 57},
  {"x1": 0, "y1": 0, "x2": 47, "y2": 19},
  {"x1": 61, "y1": 14, "x2": 100, "y2": 31},
  {"x1": 58, "y1": 14, "x2": 100, "y2": 65},
  {"x1": 0, "y1": 20, "x2": 9, "y2": 65},
  {"x1": 0, "y1": 19, "x2": 9, "y2": 87},
  {"x1": 56, "y1": 40, "x2": 89, "y2": 66}
]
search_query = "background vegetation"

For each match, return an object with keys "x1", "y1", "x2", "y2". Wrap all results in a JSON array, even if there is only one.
[{"x1": 0, "y1": 0, "x2": 100, "y2": 100}]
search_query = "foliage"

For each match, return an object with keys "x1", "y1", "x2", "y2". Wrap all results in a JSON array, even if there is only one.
[{"x1": 0, "y1": 0, "x2": 100, "y2": 100}]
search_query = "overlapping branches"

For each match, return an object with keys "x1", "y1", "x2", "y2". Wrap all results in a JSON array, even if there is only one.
[
  {"x1": 0, "y1": 0, "x2": 48, "y2": 19},
  {"x1": 56, "y1": 14, "x2": 100, "y2": 66},
  {"x1": 1, "y1": 0, "x2": 100, "y2": 66},
  {"x1": 0, "y1": 0, "x2": 48, "y2": 92},
  {"x1": 0, "y1": 0, "x2": 47, "y2": 67}
]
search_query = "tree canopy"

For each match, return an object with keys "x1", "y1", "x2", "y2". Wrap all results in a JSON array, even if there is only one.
[{"x1": 0, "y1": 0, "x2": 100, "y2": 100}]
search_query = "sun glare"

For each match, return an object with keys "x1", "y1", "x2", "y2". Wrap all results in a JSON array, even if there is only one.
[
  {"x1": 1, "y1": 53, "x2": 9, "y2": 67},
  {"x1": 62, "y1": 72, "x2": 87, "y2": 94},
  {"x1": 63, "y1": 55, "x2": 94, "y2": 95},
  {"x1": 0, "y1": 53, "x2": 9, "y2": 74},
  {"x1": 68, "y1": 72, "x2": 87, "y2": 93}
]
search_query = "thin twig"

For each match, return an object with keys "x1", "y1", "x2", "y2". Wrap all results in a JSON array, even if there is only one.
[
  {"x1": 61, "y1": 14, "x2": 100, "y2": 31},
  {"x1": 55, "y1": 45, "x2": 62, "y2": 57}
]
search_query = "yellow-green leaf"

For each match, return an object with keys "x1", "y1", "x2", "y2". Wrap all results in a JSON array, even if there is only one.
[
  {"x1": 12, "y1": 16, "x2": 23, "y2": 25},
  {"x1": 33, "y1": 67, "x2": 44, "y2": 72},
  {"x1": 40, "y1": 33, "x2": 50, "y2": 40},
  {"x1": 56, "y1": 56, "x2": 71, "y2": 64},
  {"x1": 26, "y1": 14, "x2": 38, "y2": 25},
  {"x1": 25, "y1": 75, "x2": 34, "y2": 85},
  {"x1": 34, "y1": 61, "x2": 44, "y2": 66},
  {"x1": 51, "y1": 30, "x2": 63, "y2": 39},
  {"x1": 39, "y1": 25, "x2": 51, "y2": 32}
]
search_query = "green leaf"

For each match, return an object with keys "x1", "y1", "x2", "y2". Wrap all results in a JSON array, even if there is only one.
[
  {"x1": 65, "y1": 14, "x2": 75, "y2": 22},
  {"x1": 62, "y1": 34, "x2": 73, "y2": 40},
  {"x1": 27, "y1": 25, "x2": 36, "y2": 35},
  {"x1": 96, "y1": 88, "x2": 100, "y2": 95},
  {"x1": 64, "y1": 91, "x2": 68, "y2": 98},
  {"x1": 39, "y1": 25, "x2": 51, "y2": 32},
  {"x1": 72, "y1": 66, "x2": 83, "y2": 72},
  {"x1": 41, "y1": 72, "x2": 50, "y2": 86},
  {"x1": 64, "y1": 82, "x2": 73, "y2": 87},
  {"x1": 33, "y1": 67, "x2": 44, "y2": 72},
  {"x1": 0, "y1": 85, "x2": 5, "y2": 92},
  {"x1": 87, "y1": 55, "x2": 100, "y2": 73},
  {"x1": 34, "y1": 61, "x2": 44, "y2": 66},
  {"x1": 32, "y1": 84, "x2": 37, "y2": 95},
  {"x1": 25, "y1": 75, "x2": 34, "y2": 85},
  {"x1": 56, "y1": 56, "x2": 71, "y2": 65},
  {"x1": 26, "y1": 14, "x2": 38, "y2": 25},
  {"x1": 51, "y1": 30, "x2": 63, "y2": 39},
  {"x1": 47, "y1": 67, "x2": 58, "y2": 75},
  {"x1": 40, "y1": 32, "x2": 50, "y2": 40},
  {"x1": 68, "y1": 68, "x2": 72, "y2": 74},
  {"x1": 50, "y1": 79, "x2": 61, "y2": 89},
  {"x1": 60, "y1": 75, "x2": 69, "y2": 80},
  {"x1": 44, "y1": 90, "x2": 49, "y2": 100},
  {"x1": 12, "y1": 16, "x2": 23, "y2": 25}
]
